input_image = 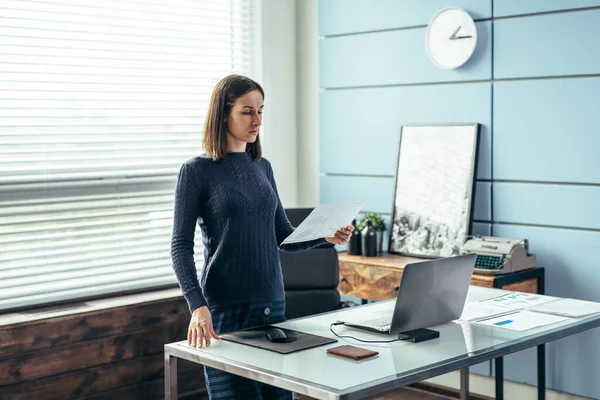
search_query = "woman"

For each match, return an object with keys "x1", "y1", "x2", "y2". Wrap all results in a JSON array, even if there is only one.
[{"x1": 171, "y1": 74, "x2": 352, "y2": 400}]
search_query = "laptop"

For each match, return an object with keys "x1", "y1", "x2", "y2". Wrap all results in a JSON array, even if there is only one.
[{"x1": 340, "y1": 254, "x2": 476, "y2": 335}]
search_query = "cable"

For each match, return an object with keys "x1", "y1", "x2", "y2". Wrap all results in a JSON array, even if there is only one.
[{"x1": 329, "y1": 322, "x2": 406, "y2": 343}]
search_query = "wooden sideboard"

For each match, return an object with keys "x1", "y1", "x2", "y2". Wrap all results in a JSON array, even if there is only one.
[{"x1": 338, "y1": 252, "x2": 545, "y2": 302}]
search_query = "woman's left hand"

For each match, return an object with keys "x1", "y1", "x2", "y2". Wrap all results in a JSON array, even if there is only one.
[{"x1": 325, "y1": 225, "x2": 354, "y2": 245}]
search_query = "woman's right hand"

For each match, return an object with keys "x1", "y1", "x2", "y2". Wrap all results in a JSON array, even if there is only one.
[{"x1": 188, "y1": 306, "x2": 221, "y2": 348}]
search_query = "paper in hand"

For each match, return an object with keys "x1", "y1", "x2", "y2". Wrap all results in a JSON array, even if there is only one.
[{"x1": 281, "y1": 201, "x2": 366, "y2": 244}]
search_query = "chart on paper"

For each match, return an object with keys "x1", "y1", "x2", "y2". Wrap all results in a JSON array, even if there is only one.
[
  {"x1": 477, "y1": 311, "x2": 569, "y2": 331},
  {"x1": 482, "y1": 292, "x2": 558, "y2": 310},
  {"x1": 282, "y1": 201, "x2": 366, "y2": 244}
]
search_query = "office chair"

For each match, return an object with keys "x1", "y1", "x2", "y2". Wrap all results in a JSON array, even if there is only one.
[{"x1": 280, "y1": 208, "x2": 341, "y2": 320}]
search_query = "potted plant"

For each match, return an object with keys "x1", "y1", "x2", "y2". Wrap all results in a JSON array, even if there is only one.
[{"x1": 356, "y1": 212, "x2": 386, "y2": 255}]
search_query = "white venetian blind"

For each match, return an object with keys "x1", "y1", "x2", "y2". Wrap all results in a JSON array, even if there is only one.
[{"x1": 0, "y1": 0, "x2": 257, "y2": 312}]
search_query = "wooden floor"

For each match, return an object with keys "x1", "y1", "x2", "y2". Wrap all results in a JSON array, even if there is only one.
[
  {"x1": 366, "y1": 387, "x2": 453, "y2": 400},
  {"x1": 297, "y1": 386, "x2": 454, "y2": 400}
]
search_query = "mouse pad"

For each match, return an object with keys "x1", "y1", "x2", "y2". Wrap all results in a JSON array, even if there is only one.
[{"x1": 220, "y1": 325, "x2": 337, "y2": 354}]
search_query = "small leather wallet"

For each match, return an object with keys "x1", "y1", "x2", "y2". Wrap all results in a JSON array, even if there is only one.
[{"x1": 326, "y1": 345, "x2": 379, "y2": 360}]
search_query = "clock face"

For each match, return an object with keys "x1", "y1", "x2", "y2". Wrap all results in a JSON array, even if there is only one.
[{"x1": 426, "y1": 8, "x2": 477, "y2": 69}]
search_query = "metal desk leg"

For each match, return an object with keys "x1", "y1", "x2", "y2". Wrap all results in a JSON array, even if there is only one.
[
  {"x1": 538, "y1": 344, "x2": 546, "y2": 400},
  {"x1": 495, "y1": 357, "x2": 504, "y2": 400},
  {"x1": 165, "y1": 352, "x2": 178, "y2": 400},
  {"x1": 460, "y1": 367, "x2": 469, "y2": 400}
]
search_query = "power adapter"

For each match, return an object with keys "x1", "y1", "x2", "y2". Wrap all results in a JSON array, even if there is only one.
[{"x1": 398, "y1": 328, "x2": 440, "y2": 343}]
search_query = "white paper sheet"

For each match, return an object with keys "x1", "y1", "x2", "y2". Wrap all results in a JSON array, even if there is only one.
[
  {"x1": 476, "y1": 311, "x2": 569, "y2": 331},
  {"x1": 459, "y1": 301, "x2": 516, "y2": 322},
  {"x1": 529, "y1": 298, "x2": 600, "y2": 318},
  {"x1": 281, "y1": 201, "x2": 366, "y2": 244},
  {"x1": 482, "y1": 292, "x2": 558, "y2": 310}
]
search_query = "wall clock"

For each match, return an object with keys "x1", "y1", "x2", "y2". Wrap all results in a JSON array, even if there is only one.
[{"x1": 426, "y1": 8, "x2": 477, "y2": 69}]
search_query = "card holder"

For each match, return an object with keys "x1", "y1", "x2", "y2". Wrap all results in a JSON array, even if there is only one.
[{"x1": 326, "y1": 345, "x2": 379, "y2": 360}]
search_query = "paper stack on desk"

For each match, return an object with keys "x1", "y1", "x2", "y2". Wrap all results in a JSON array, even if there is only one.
[
  {"x1": 481, "y1": 292, "x2": 558, "y2": 310},
  {"x1": 459, "y1": 302, "x2": 514, "y2": 322},
  {"x1": 529, "y1": 298, "x2": 600, "y2": 318},
  {"x1": 476, "y1": 311, "x2": 568, "y2": 331}
]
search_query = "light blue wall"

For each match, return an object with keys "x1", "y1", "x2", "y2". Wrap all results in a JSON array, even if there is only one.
[{"x1": 318, "y1": 1, "x2": 600, "y2": 398}]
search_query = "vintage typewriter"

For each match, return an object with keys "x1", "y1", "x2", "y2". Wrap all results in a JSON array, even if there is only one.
[{"x1": 460, "y1": 236, "x2": 537, "y2": 275}]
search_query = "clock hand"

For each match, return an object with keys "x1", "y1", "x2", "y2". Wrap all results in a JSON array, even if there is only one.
[
  {"x1": 452, "y1": 35, "x2": 473, "y2": 39},
  {"x1": 449, "y1": 25, "x2": 461, "y2": 39}
]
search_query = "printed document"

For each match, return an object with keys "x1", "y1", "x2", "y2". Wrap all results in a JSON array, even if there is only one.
[
  {"x1": 529, "y1": 298, "x2": 600, "y2": 318},
  {"x1": 482, "y1": 292, "x2": 558, "y2": 310},
  {"x1": 281, "y1": 201, "x2": 366, "y2": 244},
  {"x1": 477, "y1": 311, "x2": 569, "y2": 331},
  {"x1": 459, "y1": 301, "x2": 516, "y2": 322}
]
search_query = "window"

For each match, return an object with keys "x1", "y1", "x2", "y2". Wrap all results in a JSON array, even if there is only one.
[{"x1": 0, "y1": 0, "x2": 258, "y2": 312}]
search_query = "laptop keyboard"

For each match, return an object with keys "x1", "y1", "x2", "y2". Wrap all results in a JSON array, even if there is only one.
[{"x1": 363, "y1": 316, "x2": 391, "y2": 330}]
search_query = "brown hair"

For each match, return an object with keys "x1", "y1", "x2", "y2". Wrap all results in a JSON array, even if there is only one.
[{"x1": 202, "y1": 74, "x2": 264, "y2": 160}]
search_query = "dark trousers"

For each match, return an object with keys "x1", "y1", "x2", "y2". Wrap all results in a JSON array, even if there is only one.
[{"x1": 205, "y1": 299, "x2": 292, "y2": 400}]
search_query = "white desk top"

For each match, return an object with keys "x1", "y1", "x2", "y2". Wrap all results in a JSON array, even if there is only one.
[{"x1": 165, "y1": 286, "x2": 600, "y2": 400}]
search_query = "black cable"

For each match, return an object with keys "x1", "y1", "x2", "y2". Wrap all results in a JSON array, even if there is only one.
[{"x1": 329, "y1": 322, "x2": 406, "y2": 343}]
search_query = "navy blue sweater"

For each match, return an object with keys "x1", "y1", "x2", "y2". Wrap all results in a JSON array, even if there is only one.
[{"x1": 171, "y1": 152, "x2": 326, "y2": 313}]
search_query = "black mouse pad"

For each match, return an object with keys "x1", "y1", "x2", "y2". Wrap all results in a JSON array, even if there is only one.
[{"x1": 220, "y1": 325, "x2": 337, "y2": 354}]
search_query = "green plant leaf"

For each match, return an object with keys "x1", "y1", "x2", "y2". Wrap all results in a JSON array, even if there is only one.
[{"x1": 356, "y1": 212, "x2": 387, "y2": 232}]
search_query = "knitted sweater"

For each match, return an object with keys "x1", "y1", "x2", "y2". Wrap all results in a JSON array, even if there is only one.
[{"x1": 170, "y1": 152, "x2": 326, "y2": 313}]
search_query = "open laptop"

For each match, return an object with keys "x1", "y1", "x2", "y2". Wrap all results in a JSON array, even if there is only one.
[{"x1": 340, "y1": 254, "x2": 476, "y2": 335}]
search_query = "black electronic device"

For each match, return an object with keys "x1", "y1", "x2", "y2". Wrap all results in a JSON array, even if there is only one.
[
  {"x1": 265, "y1": 327, "x2": 287, "y2": 343},
  {"x1": 398, "y1": 328, "x2": 440, "y2": 343}
]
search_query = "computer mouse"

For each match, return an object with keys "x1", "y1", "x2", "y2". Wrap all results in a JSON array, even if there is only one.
[{"x1": 265, "y1": 327, "x2": 287, "y2": 343}]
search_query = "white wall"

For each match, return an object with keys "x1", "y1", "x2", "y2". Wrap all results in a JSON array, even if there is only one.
[
  {"x1": 295, "y1": 0, "x2": 320, "y2": 208},
  {"x1": 260, "y1": 0, "x2": 298, "y2": 207},
  {"x1": 259, "y1": 0, "x2": 320, "y2": 209}
]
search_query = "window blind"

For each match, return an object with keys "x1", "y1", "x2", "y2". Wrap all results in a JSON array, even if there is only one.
[{"x1": 0, "y1": 0, "x2": 257, "y2": 312}]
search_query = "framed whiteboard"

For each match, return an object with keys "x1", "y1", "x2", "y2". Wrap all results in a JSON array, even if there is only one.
[{"x1": 388, "y1": 124, "x2": 480, "y2": 258}]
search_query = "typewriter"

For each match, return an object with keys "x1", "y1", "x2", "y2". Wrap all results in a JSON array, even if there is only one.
[{"x1": 460, "y1": 236, "x2": 537, "y2": 275}]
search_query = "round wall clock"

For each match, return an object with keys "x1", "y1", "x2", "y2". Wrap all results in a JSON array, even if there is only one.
[{"x1": 426, "y1": 8, "x2": 477, "y2": 69}]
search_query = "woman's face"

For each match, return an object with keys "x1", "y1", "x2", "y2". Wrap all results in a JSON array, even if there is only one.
[{"x1": 226, "y1": 90, "x2": 263, "y2": 147}]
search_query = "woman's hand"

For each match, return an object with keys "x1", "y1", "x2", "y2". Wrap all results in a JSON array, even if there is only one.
[
  {"x1": 189, "y1": 306, "x2": 221, "y2": 348},
  {"x1": 325, "y1": 225, "x2": 354, "y2": 245}
]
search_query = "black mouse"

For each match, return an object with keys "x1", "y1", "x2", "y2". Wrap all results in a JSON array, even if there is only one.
[{"x1": 265, "y1": 327, "x2": 287, "y2": 343}]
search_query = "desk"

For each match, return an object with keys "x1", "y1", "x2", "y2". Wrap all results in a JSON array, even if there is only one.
[
  {"x1": 338, "y1": 252, "x2": 546, "y2": 399},
  {"x1": 164, "y1": 287, "x2": 600, "y2": 400}
]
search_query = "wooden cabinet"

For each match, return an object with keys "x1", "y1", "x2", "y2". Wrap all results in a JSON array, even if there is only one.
[{"x1": 338, "y1": 252, "x2": 544, "y2": 301}]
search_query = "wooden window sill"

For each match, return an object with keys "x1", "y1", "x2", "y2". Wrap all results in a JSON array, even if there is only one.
[{"x1": 0, "y1": 287, "x2": 183, "y2": 327}]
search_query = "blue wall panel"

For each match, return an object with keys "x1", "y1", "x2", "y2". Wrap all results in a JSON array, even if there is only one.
[
  {"x1": 493, "y1": 224, "x2": 600, "y2": 396},
  {"x1": 319, "y1": 83, "x2": 491, "y2": 179},
  {"x1": 318, "y1": 3, "x2": 600, "y2": 397},
  {"x1": 493, "y1": 78, "x2": 600, "y2": 183},
  {"x1": 319, "y1": 176, "x2": 395, "y2": 214},
  {"x1": 494, "y1": 10, "x2": 600, "y2": 79},
  {"x1": 319, "y1": 22, "x2": 491, "y2": 89},
  {"x1": 319, "y1": 0, "x2": 491, "y2": 36},
  {"x1": 493, "y1": 183, "x2": 600, "y2": 230},
  {"x1": 473, "y1": 182, "x2": 491, "y2": 222},
  {"x1": 494, "y1": 224, "x2": 600, "y2": 303},
  {"x1": 472, "y1": 222, "x2": 491, "y2": 236},
  {"x1": 320, "y1": 176, "x2": 491, "y2": 223},
  {"x1": 494, "y1": 0, "x2": 600, "y2": 17}
]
